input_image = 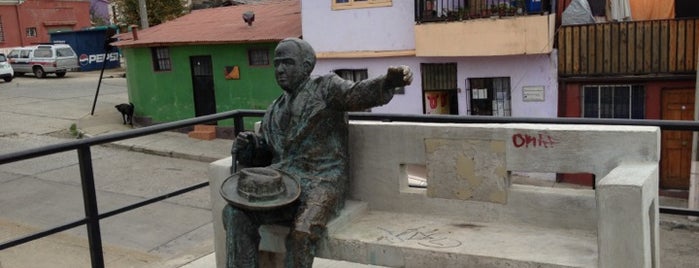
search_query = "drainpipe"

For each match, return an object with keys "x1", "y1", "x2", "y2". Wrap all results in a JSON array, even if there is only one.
[
  {"x1": 15, "y1": 0, "x2": 23, "y2": 46},
  {"x1": 691, "y1": 47, "x2": 699, "y2": 221}
]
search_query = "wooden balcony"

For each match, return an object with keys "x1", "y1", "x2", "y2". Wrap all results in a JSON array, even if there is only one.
[
  {"x1": 415, "y1": 14, "x2": 556, "y2": 57},
  {"x1": 558, "y1": 18, "x2": 699, "y2": 78},
  {"x1": 414, "y1": 0, "x2": 555, "y2": 57}
]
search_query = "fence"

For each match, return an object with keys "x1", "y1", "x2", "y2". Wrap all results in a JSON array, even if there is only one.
[
  {"x1": 415, "y1": 0, "x2": 548, "y2": 23},
  {"x1": 1, "y1": 110, "x2": 698, "y2": 267},
  {"x1": 558, "y1": 18, "x2": 699, "y2": 77}
]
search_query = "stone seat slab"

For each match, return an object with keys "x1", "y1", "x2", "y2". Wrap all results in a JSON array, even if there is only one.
[{"x1": 319, "y1": 211, "x2": 598, "y2": 268}]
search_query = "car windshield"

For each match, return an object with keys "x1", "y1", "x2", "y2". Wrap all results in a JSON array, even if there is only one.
[
  {"x1": 56, "y1": 48, "x2": 75, "y2": 57},
  {"x1": 0, "y1": 54, "x2": 6, "y2": 62}
]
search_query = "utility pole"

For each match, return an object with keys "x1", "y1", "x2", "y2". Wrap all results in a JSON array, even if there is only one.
[{"x1": 138, "y1": 0, "x2": 149, "y2": 29}]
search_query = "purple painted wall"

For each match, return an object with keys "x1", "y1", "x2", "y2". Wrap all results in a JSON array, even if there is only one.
[
  {"x1": 302, "y1": 1, "x2": 558, "y2": 117},
  {"x1": 312, "y1": 53, "x2": 558, "y2": 117},
  {"x1": 91, "y1": 0, "x2": 111, "y2": 24}
]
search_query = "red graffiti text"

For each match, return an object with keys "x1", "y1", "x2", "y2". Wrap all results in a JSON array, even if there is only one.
[{"x1": 512, "y1": 133, "x2": 559, "y2": 148}]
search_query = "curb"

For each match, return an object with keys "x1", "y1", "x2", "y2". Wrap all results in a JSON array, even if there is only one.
[
  {"x1": 82, "y1": 131, "x2": 227, "y2": 163},
  {"x1": 660, "y1": 218, "x2": 699, "y2": 232}
]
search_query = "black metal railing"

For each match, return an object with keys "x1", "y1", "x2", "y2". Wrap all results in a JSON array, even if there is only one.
[
  {"x1": 1, "y1": 110, "x2": 698, "y2": 267},
  {"x1": 415, "y1": 0, "x2": 549, "y2": 23},
  {"x1": 0, "y1": 109, "x2": 263, "y2": 268}
]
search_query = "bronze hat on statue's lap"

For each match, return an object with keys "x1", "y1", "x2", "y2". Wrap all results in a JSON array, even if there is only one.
[{"x1": 221, "y1": 167, "x2": 300, "y2": 211}]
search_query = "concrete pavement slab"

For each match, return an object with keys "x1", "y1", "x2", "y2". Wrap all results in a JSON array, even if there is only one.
[
  {"x1": 0, "y1": 96, "x2": 43, "y2": 107},
  {"x1": 33, "y1": 148, "x2": 211, "y2": 209},
  {"x1": 0, "y1": 175, "x2": 213, "y2": 260},
  {"x1": 0, "y1": 111, "x2": 75, "y2": 135},
  {"x1": 77, "y1": 108, "x2": 132, "y2": 136},
  {"x1": 147, "y1": 222, "x2": 214, "y2": 265},
  {"x1": 0, "y1": 178, "x2": 85, "y2": 229},
  {"x1": 1, "y1": 98, "x2": 94, "y2": 121},
  {"x1": 0, "y1": 218, "x2": 160, "y2": 268},
  {"x1": 108, "y1": 132, "x2": 231, "y2": 163},
  {"x1": 0, "y1": 171, "x2": 22, "y2": 184},
  {"x1": 0, "y1": 134, "x2": 118, "y2": 177}
]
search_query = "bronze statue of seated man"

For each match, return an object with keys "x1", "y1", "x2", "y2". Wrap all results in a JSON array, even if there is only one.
[{"x1": 221, "y1": 37, "x2": 412, "y2": 268}]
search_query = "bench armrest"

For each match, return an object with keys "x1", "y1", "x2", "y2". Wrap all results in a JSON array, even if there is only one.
[{"x1": 596, "y1": 162, "x2": 659, "y2": 268}]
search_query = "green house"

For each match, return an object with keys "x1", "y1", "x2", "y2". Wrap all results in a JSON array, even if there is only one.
[{"x1": 113, "y1": 0, "x2": 301, "y2": 136}]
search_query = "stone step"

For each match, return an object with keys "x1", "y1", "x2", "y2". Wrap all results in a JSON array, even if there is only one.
[{"x1": 188, "y1": 124, "x2": 216, "y2": 140}]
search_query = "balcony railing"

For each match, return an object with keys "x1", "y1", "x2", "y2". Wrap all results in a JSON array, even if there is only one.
[
  {"x1": 415, "y1": 0, "x2": 550, "y2": 23},
  {"x1": 558, "y1": 18, "x2": 699, "y2": 78}
]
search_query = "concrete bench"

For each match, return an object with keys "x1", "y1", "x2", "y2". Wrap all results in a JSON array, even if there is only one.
[{"x1": 208, "y1": 122, "x2": 660, "y2": 267}]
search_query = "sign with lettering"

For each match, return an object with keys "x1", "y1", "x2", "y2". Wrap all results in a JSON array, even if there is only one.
[{"x1": 522, "y1": 86, "x2": 545, "y2": 102}]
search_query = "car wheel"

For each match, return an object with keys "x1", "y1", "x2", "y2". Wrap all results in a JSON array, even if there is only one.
[
  {"x1": 56, "y1": 71, "x2": 66, "y2": 78},
  {"x1": 33, "y1": 67, "x2": 46, "y2": 78},
  {"x1": 3, "y1": 76, "x2": 12, "y2": 82}
]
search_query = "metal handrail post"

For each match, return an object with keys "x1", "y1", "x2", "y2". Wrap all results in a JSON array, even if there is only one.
[
  {"x1": 233, "y1": 115, "x2": 245, "y2": 137},
  {"x1": 77, "y1": 146, "x2": 104, "y2": 268}
]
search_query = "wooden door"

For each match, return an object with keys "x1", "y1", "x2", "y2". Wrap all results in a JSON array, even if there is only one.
[
  {"x1": 661, "y1": 88, "x2": 694, "y2": 189},
  {"x1": 190, "y1": 55, "x2": 216, "y2": 117}
]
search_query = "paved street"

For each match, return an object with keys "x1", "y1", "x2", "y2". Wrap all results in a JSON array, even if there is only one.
[
  {"x1": 0, "y1": 70, "x2": 216, "y2": 268},
  {"x1": 1, "y1": 70, "x2": 699, "y2": 268}
]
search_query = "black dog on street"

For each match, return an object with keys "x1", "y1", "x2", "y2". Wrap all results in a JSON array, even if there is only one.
[{"x1": 115, "y1": 103, "x2": 134, "y2": 125}]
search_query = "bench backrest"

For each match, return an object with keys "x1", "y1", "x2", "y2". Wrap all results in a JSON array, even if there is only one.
[{"x1": 348, "y1": 122, "x2": 660, "y2": 230}]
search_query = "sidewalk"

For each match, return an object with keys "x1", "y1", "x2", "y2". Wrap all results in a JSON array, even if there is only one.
[{"x1": 77, "y1": 110, "x2": 231, "y2": 163}]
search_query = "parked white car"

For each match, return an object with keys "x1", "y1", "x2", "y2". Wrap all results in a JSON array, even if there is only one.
[
  {"x1": 0, "y1": 53, "x2": 14, "y2": 82},
  {"x1": 7, "y1": 44, "x2": 79, "y2": 78}
]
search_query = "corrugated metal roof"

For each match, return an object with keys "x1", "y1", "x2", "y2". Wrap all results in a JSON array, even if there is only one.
[{"x1": 113, "y1": 0, "x2": 300, "y2": 48}]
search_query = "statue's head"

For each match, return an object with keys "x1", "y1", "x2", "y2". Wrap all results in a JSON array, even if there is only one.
[{"x1": 274, "y1": 38, "x2": 316, "y2": 92}]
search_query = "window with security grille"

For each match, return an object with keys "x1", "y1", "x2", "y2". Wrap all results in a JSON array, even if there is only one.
[
  {"x1": 151, "y1": 47, "x2": 171, "y2": 71},
  {"x1": 248, "y1": 48, "x2": 269, "y2": 66},
  {"x1": 582, "y1": 85, "x2": 645, "y2": 119},
  {"x1": 421, "y1": 63, "x2": 458, "y2": 114},
  {"x1": 468, "y1": 77, "x2": 511, "y2": 116},
  {"x1": 334, "y1": 68, "x2": 368, "y2": 82},
  {"x1": 0, "y1": 17, "x2": 5, "y2": 42},
  {"x1": 26, "y1": 27, "x2": 37, "y2": 37}
]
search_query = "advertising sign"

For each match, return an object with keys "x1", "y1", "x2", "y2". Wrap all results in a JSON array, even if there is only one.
[{"x1": 50, "y1": 26, "x2": 121, "y2": 71}]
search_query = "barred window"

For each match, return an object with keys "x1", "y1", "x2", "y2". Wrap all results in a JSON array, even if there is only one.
[
  {"x1": 248, "y1": 48, "x2": 269, "y2": 66},
  {"x1": 334, "y1": 68, "x2": 368, "y2": 82},
  {"x1": 26, "y1": 27, "x2": 37, "y2": 37},
  {"x1": 0, "y1": 17, "x2": 5, "y2": 42},
  {"x1": 582, "y1": 85, "x2": 645, "y2": 119},
  {"x1": 468, "y1": 77, "x2": 511, "y2": 116},
  {"x1": 151, "y1": 47, "x2": 171, "y2": 71}
]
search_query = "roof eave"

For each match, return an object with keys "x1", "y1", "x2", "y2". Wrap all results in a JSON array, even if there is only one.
[{"x1": 115, "y1": 36, "x2": 301, "y2": 49}]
